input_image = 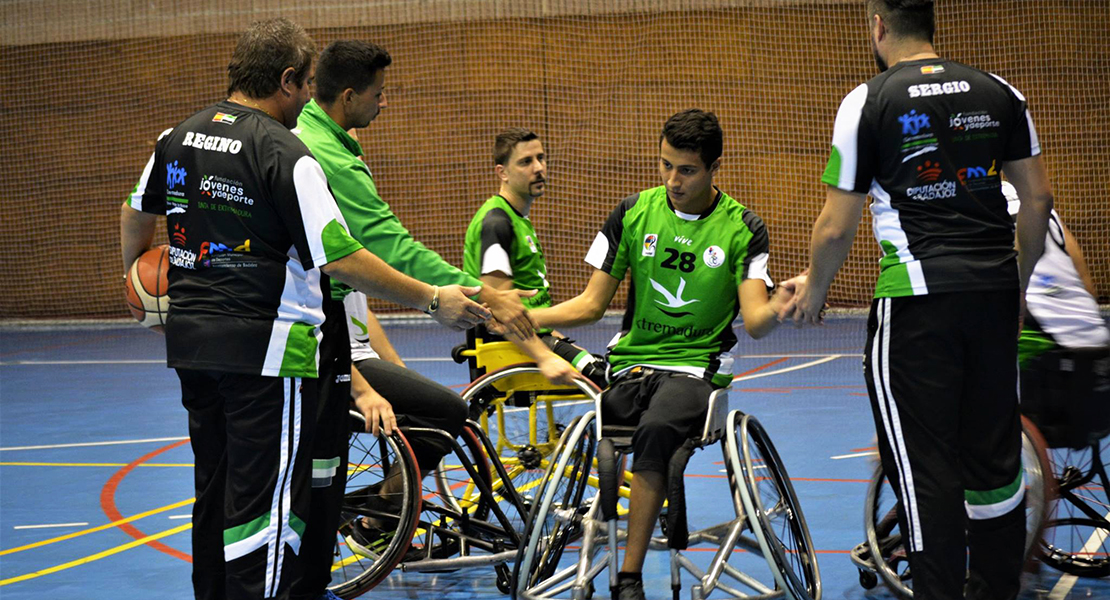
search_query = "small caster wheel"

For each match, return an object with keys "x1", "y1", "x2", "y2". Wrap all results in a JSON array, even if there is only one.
[
  {"x1": 859, "y1": 568, "x2": 878, "y2": 589},
  {"x1": 495, "y1": 563, "x2": 512, "y2": 594}
]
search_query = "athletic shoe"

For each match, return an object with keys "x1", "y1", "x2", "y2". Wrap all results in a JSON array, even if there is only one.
[
  {"x1": 317, "y1": 591, "x2": 343, "y2": 600},
  {"x1": 612, "y1": 577, "x2": 646, "y2": 600},
  {"x1": 344, "y1": 519, "x2": 395, "y2": 558}
]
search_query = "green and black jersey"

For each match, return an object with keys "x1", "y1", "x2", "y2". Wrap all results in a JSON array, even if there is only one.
[
  {"x1": 823, "y1": 59, "x2": 1039, "y2": 298},
  {"x1": 127, "y1": 101, "x2": 363, "y2": 377},
  {"x1": 586, "y1": 186, "x2": 771, "y2": 387},
  {"x1": 463, "y1": 195, "x2": 551, "y2": 310}
]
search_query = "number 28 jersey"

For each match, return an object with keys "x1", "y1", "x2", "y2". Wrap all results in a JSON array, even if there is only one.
[{"x1": 585, "y1": 186, "x2": 772, "y2": 387}]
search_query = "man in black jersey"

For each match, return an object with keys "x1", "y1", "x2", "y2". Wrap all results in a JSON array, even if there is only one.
[
  {"x1": 119, "y1": 19, "x2": 488, "y2": 600},
  {"x1": 785, "y1": 2, "x2": 1054, "y2": 599}
]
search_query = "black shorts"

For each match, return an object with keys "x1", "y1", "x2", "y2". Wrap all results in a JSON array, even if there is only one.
[{"x1": 601, "y1": 369, "x2": 713, "y2": 474}]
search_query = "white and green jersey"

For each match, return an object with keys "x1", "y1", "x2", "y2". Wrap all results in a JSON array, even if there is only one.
[
  {"x1": 128, "y1": 101, "x2": 363, "y2": 377},
  {"x1": 585, "y1": 186, "x2": 771, "y2": 387}
]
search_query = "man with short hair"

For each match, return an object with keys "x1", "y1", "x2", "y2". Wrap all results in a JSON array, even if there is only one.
[
  {"x1": 463, "y1": 127, "x2": 607, "y2": 387},
  {"x1": 531, "y1": 109, "x2": 795, "y2": 600},
  {"x1": 119, "y1": 20, "x2": 487, "y2": 600},
  {"x1": 787, "y1": 1, "x2": 1054, "y2": 598},
  {"x1": 291, "y1": 40, "x2": 538, "y2": 598}
]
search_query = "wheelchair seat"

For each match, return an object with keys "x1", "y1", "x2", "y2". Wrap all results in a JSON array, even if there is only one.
[{"x1": 1021, "y1": 345, "x2": 1110, "y2": 449}]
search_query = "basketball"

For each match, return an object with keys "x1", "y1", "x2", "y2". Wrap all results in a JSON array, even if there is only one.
[{"x1": 125, "y1": 246, "x2": 170, "y2": 331}]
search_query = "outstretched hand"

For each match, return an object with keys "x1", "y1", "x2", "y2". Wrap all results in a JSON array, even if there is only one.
[
  {"x1": 432, "y1": 285, "x2": 491, "y2": 331},
  {"x1": 482, "y1": 287, "x2": 539, "y2": 340}
]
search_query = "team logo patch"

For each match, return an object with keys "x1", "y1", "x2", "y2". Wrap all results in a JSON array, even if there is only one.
[
  {"x1": 525, "y1": 235, "x2": 538, "y2": 253},
  {"x1": 643, "y1": 234, "x2": 657, "y2": 257},
  {"x1": 703, "y1": 245, "x2": 725, "y2": 269}
]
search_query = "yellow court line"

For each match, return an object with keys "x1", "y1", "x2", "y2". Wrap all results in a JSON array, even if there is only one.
[
  {"x1": 0, "y1": 498, "x2": 195, "y2": 556},
  {"x1": 0, "y1": 462, "x2": 193, "y2": 468},
  {"x1": 0, "y1": 523, "x2": 192, "y2": 586}
]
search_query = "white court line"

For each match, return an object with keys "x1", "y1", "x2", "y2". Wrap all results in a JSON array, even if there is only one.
[
  {"x1": 0, "y1": 436, "x2": 187, "y2": 452},
  {"x1": 1047, "y1": 513, "x2": 1110, "y2": 600},
  {"x1": 167, "y1": 515, "x2": 192, "y2": 520},
  {"x1": 13, "y1": 522, "x2": 89, "y2": 530},
  {"x1": 733, "y1": 355, "x2": 843, "y2": 382},
  {"x1": 831, "y1": 451, "x2": 879, "y2": 460}
]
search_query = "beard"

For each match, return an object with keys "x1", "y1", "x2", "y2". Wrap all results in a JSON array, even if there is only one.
[{"x1": 871, "y1": 38, "x2": 889, "y2": 72}]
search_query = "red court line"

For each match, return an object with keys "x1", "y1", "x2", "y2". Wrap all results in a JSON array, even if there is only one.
[
  {"x1": 100, "y1": 439, "x2": 193, "y2": 563},
  {"x1": 732, "y1": 357, "x2": 789, "y2": 379},
  {"x1": 851, "y1": 446, "x2": 878, "y2": 453}
]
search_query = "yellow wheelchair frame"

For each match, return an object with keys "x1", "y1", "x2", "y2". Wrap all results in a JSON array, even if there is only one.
[{"x1": 452, "y1": 330, "x2": 632, "y2": 509}]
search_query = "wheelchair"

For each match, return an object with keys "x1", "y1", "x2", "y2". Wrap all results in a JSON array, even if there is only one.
[
  {"x1": 330, "y1": 369, "x2": 607, "y2": 598},
  {"x1": 452, "y1": 329, "x2": 629, "y2": 524},
  {"x1": 1023, "y1": 346, "x2": 1110, "y2": 578},
  {"x1": 848, "y1": 415, "x2": 1054, "y2": 597},
  {"x1": 512, "y1": 379, "x2": 822, "y2": 600}
]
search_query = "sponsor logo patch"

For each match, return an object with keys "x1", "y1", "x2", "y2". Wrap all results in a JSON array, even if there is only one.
[
  {"x1": 957, "y1": 160, "x2": 1000, "y2": 191},
  {"x1": 915, "y1": 160, "x2": 943, "y2": 183},
  {"x1": 703, "y1": 245, "x2": 725, "y2": 269},
  {"x1": 898, "y1": 110, "x2": 931, "y2": 135},
  {"x1": 643, "y1": 234, "x2": 657, "y2": 257},
  {"x1": 949, "y1": 111, "x2": 1000, "y2": 132},
  {"x1": 906, "y1": 180, "x2": 958, "y2": 201}
]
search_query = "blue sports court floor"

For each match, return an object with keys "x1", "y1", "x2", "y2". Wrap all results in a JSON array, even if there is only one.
[{"x1": 2, "y1": 316, "x2": 1107, "y2": 599}]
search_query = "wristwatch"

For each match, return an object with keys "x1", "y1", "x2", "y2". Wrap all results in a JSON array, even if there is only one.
[{"x1": 423, "y1": 285, "x2": 440, "y2": 315}]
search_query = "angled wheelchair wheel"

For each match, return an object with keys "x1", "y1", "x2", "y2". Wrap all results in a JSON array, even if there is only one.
[
  {"x1": 730, "y1": 411, "x2": 821, "y2": 600},
  {"x1": 511, "y1": 413, "x2": 597, "y2": 599},
  {"x1": 409, "y1": 424, "x2": 497, "y2": 565},
  {"x1": 1040, "y1": 435, "x2": 1110, "y2": 577},
  {"x1": 864, "y1": 417, "x2": 1052, "y2": 598},
  {"x1": 328, "y1": 412, "x2": 422, "y2": 599},
  {"x1": 461, "y1": 366, "x2": 598, "y2": 534}
]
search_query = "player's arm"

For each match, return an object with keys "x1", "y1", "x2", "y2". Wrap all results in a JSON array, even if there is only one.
[
  {"x1": 794, "y1": 186, "x2": 867, "y2": 325},
  {"x1": 364, "y1": 307, "x2": 404, "y2": 367},
  {"x1": 1003, "y1": 155, "x2": 1054, "y2": 291},
  {"x1": 738, "y1": 279, "x2": 795, "y2": 339},
  {"x1": 483, "y1": 272, "x2": 582, "y2": 384},
  {"x1": 350, "y1": 364, "x2": 395, "y2": 436},
  {"x1": 322, "y1": 250, "x2": 488, "y2": 330},
  {"x1": 120, "y1": 131, "x2": 171, "y2": 273},
  {"x1": 120, "y1": 203, "x2": 158, "y2": 274},
  {"x1": 1060, "y1": 222, "x2": 1098, "y2": 298},
  {"x1": 532, "y1": 270, "x2": 621, "y2": 330}
]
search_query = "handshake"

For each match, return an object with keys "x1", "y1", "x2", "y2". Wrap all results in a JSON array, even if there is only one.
[{"x1": 772, "y1": 272, "x2": 829, "y2": 327}]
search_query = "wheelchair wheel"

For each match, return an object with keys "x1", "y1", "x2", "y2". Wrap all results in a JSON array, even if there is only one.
[
  {"x1": 511, "y1": 413, "x2": 597, "y2": 599},
  {"x1": 462, "y1": 367, "x2": 596, "y2": 534},
  {"x1": 410, "y1": 424, "x2": 496, "y2": 565},
  {"x1": 328, "y1": 412, "x2": 422, "y2": 599},
  {"x1": 1039, "y1": 435, "x2": 1110, "y2": 577},
  {"x1": 864, "y1": 417, "x2": 1052, "y2": 598},
  {"x1": 730, "y1": 412, "x2": 821, "y2": 600}
]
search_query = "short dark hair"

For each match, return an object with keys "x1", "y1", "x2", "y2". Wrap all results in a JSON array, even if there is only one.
[
  {"x1": 315, "y1": 40, "x2": 393, "y2": 105},
  {"x1": 660, "y1": 109, "x2": 723, "y2": 168},
  {"x1": 867, "y1": 0, "x2": 935, "y2": 43},
  {"x1": 493, "y1": 128, "x2": 540, "y2": 166},
  {"x1": 227, "y1": 18, "x2": 316, "y2": 98}
]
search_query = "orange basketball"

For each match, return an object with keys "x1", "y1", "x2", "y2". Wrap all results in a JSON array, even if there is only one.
[{"x1": 125, "y1": 246, "x2": 170, "y2": 331}]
